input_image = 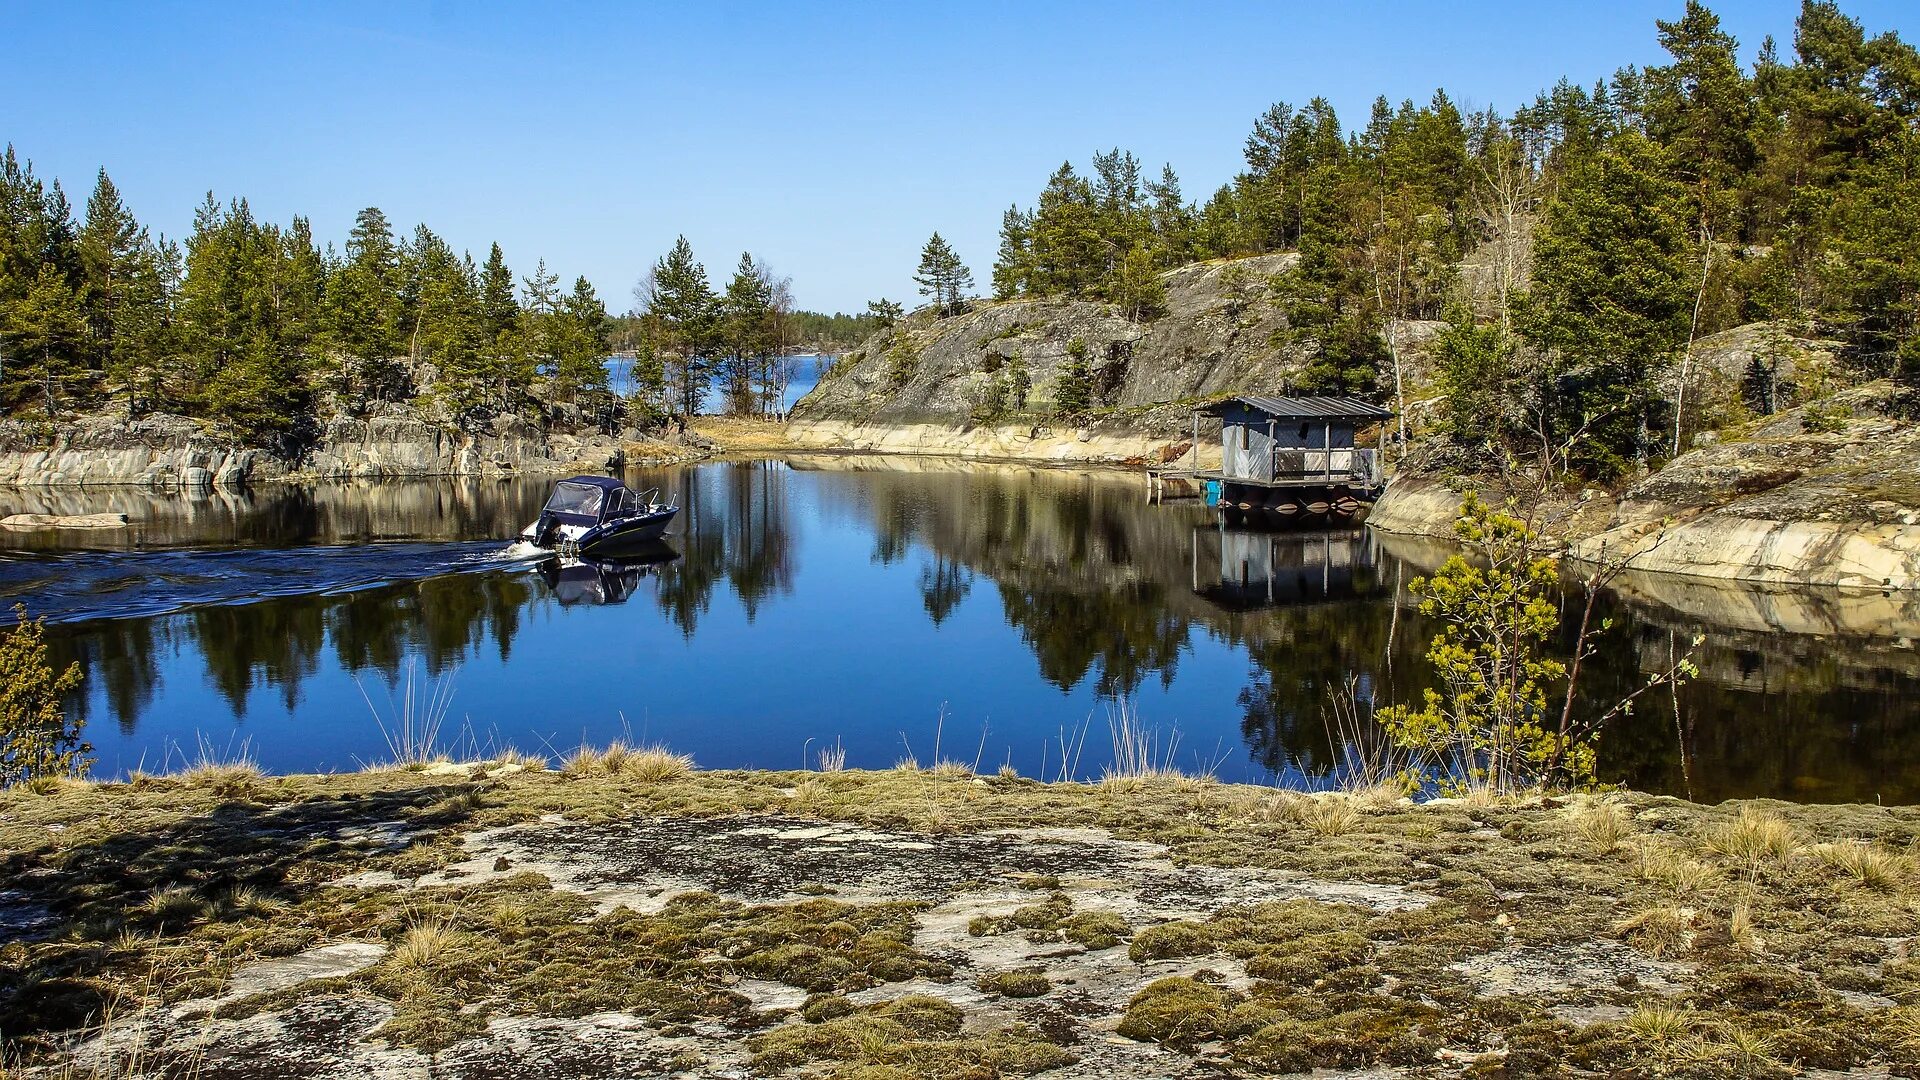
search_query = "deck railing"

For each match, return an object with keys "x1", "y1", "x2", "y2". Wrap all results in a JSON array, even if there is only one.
[{"x1": 1271, "y1": 447, "x2": 1382, "y2": 486}]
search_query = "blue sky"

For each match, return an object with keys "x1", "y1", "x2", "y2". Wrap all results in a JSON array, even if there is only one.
[{"x1": 6, "y1": 1, "x2": 1913, "y2": 314}]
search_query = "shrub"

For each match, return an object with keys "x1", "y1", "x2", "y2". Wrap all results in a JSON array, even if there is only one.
[{"x1": 1, "y1": 604, "x2": 89, "y2": 788}]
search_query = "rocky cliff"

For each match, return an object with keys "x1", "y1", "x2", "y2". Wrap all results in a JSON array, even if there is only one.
[
  {"x1": 792, "y1": 253, "x2": 1920, "y2": 588},
  {"x1": 787, "y1": 253, "x2": 1397, "y2": 462},
  {"x1": 0, "y1": 403, "x2": 704, "y2": 488},
  {"x1": 1370, "y1": 380, "x2": 1920, "y2": 589}
]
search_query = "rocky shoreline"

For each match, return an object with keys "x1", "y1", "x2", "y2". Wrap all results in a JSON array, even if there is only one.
[
  {"x1": 0, "y1": 407, "x2": 710, "y2": 489},
  {"x1": 2, "y1": 763, "x2": 1916, "y2": 1078}
]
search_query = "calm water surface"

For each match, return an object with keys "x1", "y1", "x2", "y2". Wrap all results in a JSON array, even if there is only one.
[{"x1": 3, "y1": 458, "x2": 1918, "y2": 803}]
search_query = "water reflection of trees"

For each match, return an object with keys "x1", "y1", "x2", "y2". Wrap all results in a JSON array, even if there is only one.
[
  {"x1": 40, "y1": 461, "x2": 1920, "y2": 802},
  {"x1": 647, "y1": 462, "x2": 798, "y2": 634},
  {"x1": 803, "y1": 460, "x2": 1920, "y2": 803},
  {"x1": 53, "y1": 570, "x2": 539, "y2": 728}
]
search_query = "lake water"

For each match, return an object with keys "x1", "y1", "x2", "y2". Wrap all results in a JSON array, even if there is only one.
[
  {"x1": 602, "y1": 354, "x2": 822, "y2": 412},
  {"x1": 4, "y1": 458, "x2": 1918, "y2": 803}
]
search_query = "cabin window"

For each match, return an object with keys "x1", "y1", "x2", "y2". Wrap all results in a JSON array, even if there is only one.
[{"x1": 544, "y1": 482, "x2": 604, "y2": 517}]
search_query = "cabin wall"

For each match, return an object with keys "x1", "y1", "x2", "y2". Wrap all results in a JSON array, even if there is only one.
[{"x1": 1214, "y1": 404, "x2": 1362, "y2": 480}]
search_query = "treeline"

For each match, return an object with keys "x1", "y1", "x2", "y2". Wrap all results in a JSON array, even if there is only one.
[
  {"x1": 0, "y1": 151, "x2": 616, "y2": 442},
  {"x1": 626, "y1": 237, "x2": 810, "y2": 419},
  {"x1": 988, "y1": 1, "x2": 1920, "y2": 477},
  {"x1": 606, "y1": 307, "x2": 881, "y2": 359}
]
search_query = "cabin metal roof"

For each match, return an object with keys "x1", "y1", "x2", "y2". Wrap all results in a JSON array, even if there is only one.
[
  {"x1": 1197, "y1": 395, "x2": 1394, "y2": 422},
  {"x1": 557, "y1": 475, "x2": 627, "y2": 491}
]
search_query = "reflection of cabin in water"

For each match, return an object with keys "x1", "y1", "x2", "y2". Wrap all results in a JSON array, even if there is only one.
[
  {"x1": 1192, "y1": 526, "x2": 1382, "y2": 609},
  {"x1": 1154, "y1": 395, "x2": 1393, "y2": 523}
]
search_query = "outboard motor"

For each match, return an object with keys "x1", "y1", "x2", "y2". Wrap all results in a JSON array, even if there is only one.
[{"x1": 532, "y1": 510, "x2": 562, "y2": 549}]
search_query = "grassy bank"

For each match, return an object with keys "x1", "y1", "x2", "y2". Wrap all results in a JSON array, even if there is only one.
[{"x1": 3, "y1": 760, "x2": 1918, "y2": 1077}]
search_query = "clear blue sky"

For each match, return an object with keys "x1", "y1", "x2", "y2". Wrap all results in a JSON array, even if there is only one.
[{"x1": 6, "y1": 1, "x2": 1912, "y2": 314}]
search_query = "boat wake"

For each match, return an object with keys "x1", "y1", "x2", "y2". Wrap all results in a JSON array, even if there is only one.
[{"x1": 1, "y1": 540, "x2": 545, "y2": 627}]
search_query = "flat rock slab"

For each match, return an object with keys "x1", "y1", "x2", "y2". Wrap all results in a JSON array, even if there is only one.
[
  {"x1": 223, "y1": 942, "x2": 389, "y2": 1001},
  {"x1": 1450, "y1": 940, "x2": 1690, "y2": 998},
  {"x1": 334, "y1": 815, "x2": 1434, "y2": 920},
  {"x1": 1, "y1": 512, "x2": 128, "y2": 528}
]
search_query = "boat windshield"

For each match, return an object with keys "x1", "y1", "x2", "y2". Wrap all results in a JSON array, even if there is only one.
[{"x1": 544, "y1": 482, "x2": 606, "y2": 517}]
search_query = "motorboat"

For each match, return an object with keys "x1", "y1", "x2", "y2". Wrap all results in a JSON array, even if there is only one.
[{"x1": 516, "y1": 476, "x2": 678, "y2": 557}]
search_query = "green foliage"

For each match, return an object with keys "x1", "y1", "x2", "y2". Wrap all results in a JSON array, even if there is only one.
[
  {"x1": 861, "y1": 298, "x2": 903, "y2": 330},
  {"x1": 1519, "y1": 132, "x2": 1694, "y2": 476},
  {"x1": 637, "y1": 235, "x2": 719, "y2": 419},
  {"x1": 1052, "y1": 338, "x2": 1093, "y2": 417},
  {"x1": 971, "y1": 352, "x2": 1031, "y2": 423},
  {"x1": 1800, "y1": 399, "x2": 1852, "y2": 433},
  {"x1": 1431, "y1": 307, "x2": 1520, "y2": 448},
  {"x1": 4, "y1": 264, "x2": 87, "y2": 416},
  {"x1": 994, "y1": 152, "x2": 1182, "y2": 316},
  {"x1": 714, "y1": 253, "x2": 786, "y2": 416},
  {"x1": 0, "y1": 144, "x2": 618, "y2": 439},
  {"x1": 912, "y1": 232, "x2": 972, "y2": 317},
  {"x1": 1375, "y1": 495, "x2": 1579, "y2": 794},
  {"x1": 1, "y1": 605, "x2": 89, "y2": 787},
  {"x1": 882, "y1": 340, "x2": 919, "y2": 390}
]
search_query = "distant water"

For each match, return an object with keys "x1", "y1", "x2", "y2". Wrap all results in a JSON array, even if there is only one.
[
  {"x1": 4, "y1": 460, "x2": 1919, "y2": 803},
  {"x1": 601, "y1": 354, "x2": 823, "y2": 413}
]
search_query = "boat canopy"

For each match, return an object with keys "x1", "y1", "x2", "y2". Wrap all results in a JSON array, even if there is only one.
[{"x1": 544, "y1": 476, "x2": 626, "y2": 518}]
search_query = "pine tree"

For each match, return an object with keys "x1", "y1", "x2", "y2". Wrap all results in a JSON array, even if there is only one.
[
  {"x1": 913, "y1": 232, "x2": 972, "y2": 316},
  {"x1": 554, "y1": 275, "x2": 610, "y2": 405},
  {"x1": 637, "y1": 236, "x2": 717, "y2": 420},
  {"x1": 865, "y1": 298, "x2": 904, "y2": 327},
  {"x1": 991, "y1": 206, "x2": 1032, "y2": 299},
  {"x1": 6, "y1": 264, "x2": 88, "y2": 415},
  {"x1": 480, "y1": 243, "x2": 519, "y2": 341},
  {"x1": 279, "y1": 217, "x2": 326, "y2": 355},
  {"x1": 718, "y1": 252, "x2": 776, "y2": 414},
  {"x1": 1520, "y1": 132, "x2": 1694, "y2": 476},
  {"x1": 76, "y1": 169, "x2": 145, "y2": 382},
  {"x1": 326, "y1": 206, "x2": 406, "y2": 405},
  {"x1": 1146, "y1": 164, "x2": 1192, "y2": 266}
]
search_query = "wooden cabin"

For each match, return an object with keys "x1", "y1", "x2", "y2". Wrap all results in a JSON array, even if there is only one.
[
  {"x1": 1157, "y1": 395, "x2": 1393, "y2": 522},
  {"x1": 1200, "y1": 395, "x2": 1391, "y2": 488}
]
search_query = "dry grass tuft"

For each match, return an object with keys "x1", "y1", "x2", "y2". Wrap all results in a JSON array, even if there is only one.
[
  {"x1": 223, "y1": 885, "x2": 286, "y2": 917},
  {"x1": 1631, "y1": 841, "x2": 1720, "y2": 896},
  {"x1": 1727, "y1": 898, "x2": 1760, "y2": 951},
  {"x1": 490, "y1": 746, "x2": 548, "y2": 771},
  {"x1": 1885, "y1": 1005, "x2": 1920, "y2": 1051},
  {"x1": 138, "y1": 885, "x2": 209, "y2": 926},
  {"x1": 816, "y1": 739, "x2": 847, "y2": 773},
  {"x1": 1296, "y1": 795, "x2": 1361, "y2": 838},
  {"x1": 557, "y1": 742, "x2": 690, "y2": 781},
  {"x1": 1624, "y1": 1004, "x2": 1694, "y2": 1044},
  {"x1": 1809, "y1": 841, "x2": 1908, "y2": 890},
  {"x1": 789, "y1": 778, "x2": 829, "y2": 814},
  {"x1": 620, "y1": 744, "x2": 695, "y2": 782},
  {"x1": 1615, "y1": 904, "x2": 1698, "y2": 958},
  {"x1": 929, "y1": 759, "x2": 973, "y2": 779},
  {"x1": 389, "y1": 921, "x2": 464, "y2": 972},
  {"x1": 1702, "y1": 805, "x2": 1799, "y2": 867},
  {"x1": 1570, "y1": 802, "x2": 1634, "y2": 853}
]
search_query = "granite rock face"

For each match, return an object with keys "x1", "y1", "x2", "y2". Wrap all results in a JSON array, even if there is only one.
[
  {"x1": 1372, "y1": 383, "x2": 1920, "y2": 588},
  {"x1": 0, "y1": 403, "x2": 699, "y2": 488}
]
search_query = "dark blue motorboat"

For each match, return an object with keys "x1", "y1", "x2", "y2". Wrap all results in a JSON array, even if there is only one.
[{"x1": 517, "y1": 475, "x2": 678, "y2": 557}]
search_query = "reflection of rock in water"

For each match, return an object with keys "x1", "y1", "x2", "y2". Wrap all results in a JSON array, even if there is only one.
[{"x1": 1192, "y1": 527, "x2": 1383, "y2": 610}]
